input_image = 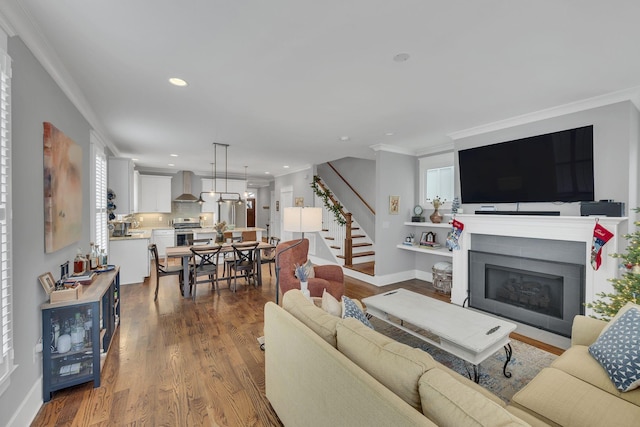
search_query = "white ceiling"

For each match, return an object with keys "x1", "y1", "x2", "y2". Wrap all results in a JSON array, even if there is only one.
[{"x1": 3, "y1": 1, "x2": 640, "y2": 187}]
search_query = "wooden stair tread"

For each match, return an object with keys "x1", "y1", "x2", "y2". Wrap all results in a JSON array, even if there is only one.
[
  {"x1": 352, "y1": 242, "x2": 372, "y2": 248},
  {"x1": 337, "y1": 251, "x2": 375, "y2": 259},
  {"x1": 330, "y1": 245, "x2": 341, "y2": 249}
]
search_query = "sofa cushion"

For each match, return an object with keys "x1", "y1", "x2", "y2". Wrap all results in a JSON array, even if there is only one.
[
  {"x1": 342, "y1": 295, "x2": 374, "y2": 329},
  {"x1": 321, "y1": 288, "x2": 342, "y2": 317},
  {"x1": 511, "y1": 367, "x2": 640, "y2": 427},
  {"x1": 588, "y1": 306, "x2": 640, "y2": 392},
  {"x1": 552, "y1": 345, "x2": 640, "y2": 406},
  {"x1": 418, "y1": 369, "x2": 529, "y2": 427},
  {"x1": 282, "y1": 289, "x2": 340, "y2": 347},
  {"x1": 336, "y1": 316, "x2": 439, "y2": 411}
]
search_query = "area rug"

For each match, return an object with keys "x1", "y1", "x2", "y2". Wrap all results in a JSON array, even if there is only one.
[{"x1": 368, "y1": 316, "x2": 558, "y2": 403}]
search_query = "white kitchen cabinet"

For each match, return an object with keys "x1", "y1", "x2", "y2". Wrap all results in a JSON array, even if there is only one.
[
  {"x1": 108, "y1": 157, "x2": 135, "y2": 215},
  {"x1": 109, "y1": 237, "x2": 150, "y2": 285},
  {"x1": 152, "y1": 229, "x2": 175, "y2": 260},
  {"x1": 133, "y1": 170, "x2": 140, "y2": 213},
  {"x1": 139, "y1": 175, "x2": 172, "y2": 213}
]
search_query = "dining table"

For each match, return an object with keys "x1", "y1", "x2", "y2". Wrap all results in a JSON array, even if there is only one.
[{"x1": 165, "y1": 241, "x2": 276, "y2": 299}]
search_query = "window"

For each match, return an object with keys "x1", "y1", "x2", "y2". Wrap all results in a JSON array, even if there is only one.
[
  {"x1": 419, "y1": 152, "x2": 454, "y2": 205},
  {"x1": 425, "y1": 166, "x2": 454, "y2": 202},
  {"x1": 91, "y1": 132, "x2": 108, "y2": 255},
  {"x1": 0, "y1": 46, "x2": 13, "y2": 395}
]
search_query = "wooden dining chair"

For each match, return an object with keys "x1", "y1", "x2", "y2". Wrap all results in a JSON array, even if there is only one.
[
  {"x1": 260, "y1": 236, "x2": 280, "y2": 276},
  {"x1": 190, "y1": 245, "x2": 223, "y2": 301},
  {"x1": 227, "y1": 242, "x2": 259, "y2": 292},
  {"x1": 148, "y1": 244, "x2": 184, "y2": 301}
]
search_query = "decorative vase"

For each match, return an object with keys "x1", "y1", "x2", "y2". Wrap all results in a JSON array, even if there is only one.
[
  {"x1": 430, "y1": 208, "x2": 443, "y2": 223},
  {"x1": 216, "y1": 231, "x2": 224, "y2": 243},
  {"x1": 300, "y1": 281, "x2": 311, "y2": 299}
]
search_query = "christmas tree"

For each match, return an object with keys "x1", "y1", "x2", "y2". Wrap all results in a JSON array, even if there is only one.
[{"x1": 586, "y1": 208, "x2": 640, "y2": 320}]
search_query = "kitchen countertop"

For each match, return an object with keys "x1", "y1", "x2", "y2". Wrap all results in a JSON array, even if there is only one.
[
  {"x1": 109, "y1": 229, "x2": 152, "y2": 240},
  {"x1": 196, "y1": 227, "x2": 266, "y2": 233}
]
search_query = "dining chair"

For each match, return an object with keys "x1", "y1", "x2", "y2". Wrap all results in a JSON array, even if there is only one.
[
  {"x1": 227, "y1": 241, "x2": 259, "y2": 292},
  {"x1": 260, "y1": 236, "x2": 280, "y2": 276},
  {"x1": 148, "y1": 244, "x2": 184, "y2": 301},
  {"x1": 190, "y1": 245, "x2": 223, "y2": 301}
]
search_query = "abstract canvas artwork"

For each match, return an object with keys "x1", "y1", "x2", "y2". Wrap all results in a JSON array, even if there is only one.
[{"x1": 43, "y1": 122, "x2": 82, "y2": 253}]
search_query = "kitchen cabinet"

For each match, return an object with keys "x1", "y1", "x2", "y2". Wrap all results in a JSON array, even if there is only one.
[
  {"x1": 41, "y1": 268, "x2": 120, "y2": 402},
  {"x1": 108, "y1": 158, "x2": 135, "y2": 215},
  {"x1": 109, "y1": 237, "x2": 150, "y2": 284},
  {"x1": 133, "y1": 170, "x2": 140, "y2": 213},
  {"x1": 139, "y1": 175, "x2": 172, "y2": 213},
  {"x1": 152, "y1": 229, "x2": 175, "y2": 260}
]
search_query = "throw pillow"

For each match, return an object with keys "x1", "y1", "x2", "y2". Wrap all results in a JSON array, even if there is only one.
[
  {"x1": 322, "y1": 289, "x2": 342, "y2": 317},
  {"x1": 342, "y1": 295, "x2": 374, "y2": 329},
  {"x1": 294, "y1": 259, "x2": 315, "y2": 280},
  {"x1": 589, "y1": 307, "x2": 640, "y2": 392}
]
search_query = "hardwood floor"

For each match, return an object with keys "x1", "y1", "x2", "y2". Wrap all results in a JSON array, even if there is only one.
[{"x1": 31, "y1": 263, "x2": 563, "y2": 426}]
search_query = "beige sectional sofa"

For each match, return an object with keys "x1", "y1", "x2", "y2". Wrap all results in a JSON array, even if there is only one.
[{"x1": 264, "y1": 290, "x2": 640, "y2": 427}]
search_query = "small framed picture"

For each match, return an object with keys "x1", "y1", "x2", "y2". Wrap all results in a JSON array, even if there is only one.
[
  {"x1": 389, "y1": 195, "x2": 400, "y2": 214},
  {"x1": 420, "y1": 231, "x2": 429, "y2": 245},
  {"x1": 38, "y1": 272, "x2": 56, "y2": 295},
  {"x1": 295, "y1": 197, "x2": 304, "y2": 207},
  {"x1": 276, "y1": 200, "x2": 280, "y2": 212}
]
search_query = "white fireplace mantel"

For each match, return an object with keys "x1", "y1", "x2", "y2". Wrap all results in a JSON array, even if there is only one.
[{"x1": 451, "y1": 214, "x2": 628, "y2": 317}]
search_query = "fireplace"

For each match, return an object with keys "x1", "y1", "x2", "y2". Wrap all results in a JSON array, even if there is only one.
[{"x1": 469, "y1": 250, "x2": 584, "y2": 337}]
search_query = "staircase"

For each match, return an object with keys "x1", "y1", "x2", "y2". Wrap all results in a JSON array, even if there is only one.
[{"x1": 313, "y1": 176, "x2": 375, "y2": 276}]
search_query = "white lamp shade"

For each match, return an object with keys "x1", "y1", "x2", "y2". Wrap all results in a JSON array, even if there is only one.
[{"x1": 283, "y1": 207, "x2": 322, "y2": 232}]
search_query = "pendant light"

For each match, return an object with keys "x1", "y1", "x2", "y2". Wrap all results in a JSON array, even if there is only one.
[{"x1": 243, "y1": 166, "x2": 249, "y2": 199}]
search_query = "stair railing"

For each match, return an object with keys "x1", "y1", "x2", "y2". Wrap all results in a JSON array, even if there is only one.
[{"x1": 312, "y1": 176, "x2": 355, "y2": 266}]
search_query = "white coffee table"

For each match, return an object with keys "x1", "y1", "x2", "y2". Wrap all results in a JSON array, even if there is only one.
[{"x1": 362, "y1": 288, "x2": 516, "y2": 382}]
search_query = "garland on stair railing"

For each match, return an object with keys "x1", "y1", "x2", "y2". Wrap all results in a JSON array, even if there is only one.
[{"x1": 311, "y1": 175, "x2": 347, "y2": 226}]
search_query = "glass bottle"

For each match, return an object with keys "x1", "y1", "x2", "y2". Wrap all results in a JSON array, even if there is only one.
[
  {"x1": 71, "y1": 312, "x2": 85, "y2": 351},
  {"x1": 89, "y1": 242, "x2": 98, "y2": 270},
  {"x1": 100, "y1": 248, "x2": 108, "y2": 267},
  {"x1": 74, "y1": 248, "x2": 86, "y2": 274}
]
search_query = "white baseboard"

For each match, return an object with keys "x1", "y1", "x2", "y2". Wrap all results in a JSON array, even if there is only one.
[{"x1": 7, "y1": 377, "x2": 42, "y2": 427}]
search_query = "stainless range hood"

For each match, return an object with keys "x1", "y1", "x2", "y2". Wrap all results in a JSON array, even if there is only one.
[{"x1": 174, "y1": 170, "x2": 199, "y2": 202}]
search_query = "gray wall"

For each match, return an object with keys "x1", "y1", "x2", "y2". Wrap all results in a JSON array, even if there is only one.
[
  {"x1": 317, "y1": 158, "x2": 376, "y2": 239},
  {"x1": 1, "y1": 36, "x2": 93, "y2": 424},
  {"x1": 375, "y1": 150, "x2": 416, "y2": 276},
  {"x1": 255, "y1": 184, "x2": 273, "y2": 234},
  {"x1": 454, "y1": 101, "x2": 640, "y2": 230}
]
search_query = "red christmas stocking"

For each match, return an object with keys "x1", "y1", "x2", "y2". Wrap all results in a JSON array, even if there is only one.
[{"x1": 591, "y1": 222, "x2": 614, "y2": 270}]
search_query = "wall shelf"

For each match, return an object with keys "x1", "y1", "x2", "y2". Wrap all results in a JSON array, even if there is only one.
[
  {"x1": 403, "y1": 221, "x2": 452, "y2": 228},
  {"x1": 396, "y1": 244, "x2": 453, "y2": 258}
]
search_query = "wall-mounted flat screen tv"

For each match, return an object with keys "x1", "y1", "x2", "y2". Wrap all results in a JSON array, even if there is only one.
[{"x1": 458, "y1": 125, "x2": 594, "y2": 204}]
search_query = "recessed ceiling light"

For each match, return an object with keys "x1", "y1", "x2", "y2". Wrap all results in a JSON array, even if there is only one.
[
  {"x1": 265, "y1": 171, "x2": 271, "y2": 175},
  {"x1": 132, "y1": 158, "x2": 139, "y2": 161},
  {"x1": 168, "y1": 163, "x2": 175, "y2": 167},
  {"x1": 283, "y1": 165, "x2": 290, "y2": 169},
  {"x1": 169, "y1": 77, "x2": 188, "y2": 87},
  {"x1": 393, "y1": 53, "x2": 410, "y2": 62},
  {"x1": 339, "y1": 136, "x2": 350, "y2": 141},
  {"x1": 385, "y1": 132, "x2": 394, "y2": 136},
  {"x1": 170, "y1": 154, "x2": 178, "y2": 157}
]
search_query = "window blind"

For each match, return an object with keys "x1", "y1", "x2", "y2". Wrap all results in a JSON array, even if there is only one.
[
  {"x1": 92, "y1": 136, "x2": 108, "y2": 255},
  {"x1": 0, "y1": 47, "x2": 13, "y2": 392}
]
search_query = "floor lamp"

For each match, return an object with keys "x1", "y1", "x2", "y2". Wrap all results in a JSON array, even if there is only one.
[{"x1": 275, "y1": 207, "x2": 323, "y2": 304}]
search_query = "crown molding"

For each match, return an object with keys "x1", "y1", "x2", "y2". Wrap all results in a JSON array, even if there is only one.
[
  {"x1": 448, "y1": 86, "x2": 640, "y2": 141},
  {"x1": 415, "y1": 141, "x2": 454, "y2": 157},
  {"x1": 369, "y1": 143, "x2": 416, "y2": 156},
  {"x1": 0, "y1": 1, "x2": 119, "y2": 155}
]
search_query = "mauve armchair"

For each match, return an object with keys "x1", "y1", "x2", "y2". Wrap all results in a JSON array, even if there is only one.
[{"x1": 275, "y1": 238, "x2": 345, "y2": 301}]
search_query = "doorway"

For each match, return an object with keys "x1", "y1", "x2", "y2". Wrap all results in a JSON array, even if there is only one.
[{"x1": 247, "y1": 198, "x2": 256, "y2": 227}]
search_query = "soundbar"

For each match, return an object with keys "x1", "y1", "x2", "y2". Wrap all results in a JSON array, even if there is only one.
[{"x1": 474, "y1": 211, "x2": 561, "y2": 216}]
